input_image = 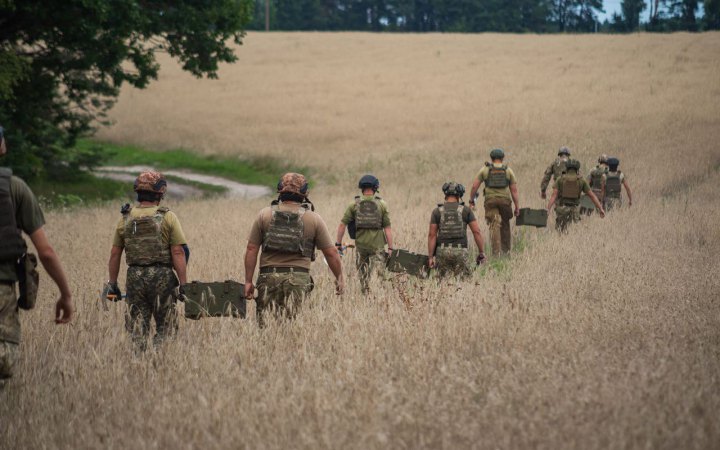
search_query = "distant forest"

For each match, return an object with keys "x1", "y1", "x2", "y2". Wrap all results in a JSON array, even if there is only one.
[{"x1": 247, "y1": 0, "x2": 720, "y2": 33}]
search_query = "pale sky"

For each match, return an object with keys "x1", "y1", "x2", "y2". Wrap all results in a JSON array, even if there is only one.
[{"x1": 599, "y1": 0, "x2": 705, "y2": 23}]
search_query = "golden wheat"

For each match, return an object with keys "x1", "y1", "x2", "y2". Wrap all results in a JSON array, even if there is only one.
[{"x1": 2, "y1": 32, "x2": 720, "y2": 449}]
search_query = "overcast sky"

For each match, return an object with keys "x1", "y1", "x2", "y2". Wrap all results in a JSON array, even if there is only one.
[{"x1": 599, "y1": 0, "x2": 705, "y2": 22}]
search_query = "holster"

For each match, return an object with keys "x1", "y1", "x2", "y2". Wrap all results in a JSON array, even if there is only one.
[{"x1": 17, "y1": 253, "x2": 39, "y2": 310}]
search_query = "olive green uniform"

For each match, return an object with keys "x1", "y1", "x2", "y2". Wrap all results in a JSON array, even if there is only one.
[
  {"x1": 554, "y1": 172, "x2": 591, "y2": 232},
  {"x1": 604, "y1": 171, "x2": 626, "y2": 211},
  {"x1": 341, "y1": 196, "x2": 391, "y2": 294},
  {"x1": 249, "y1": 202, "x2": 333, "y2": 326},
  {"x1": 476, "y1": 164, "x2": 517, "y2": 256},
  {"x1": 540, "y1": 157, "x2": 569, "y2": 195},
  {"x1": 113, "y1": 205, "x2": 187, "y2": 351},
  {"x1": 0, "y1": 173, "x2": 45, "y2": 383},
  {"x1": 430, "y1": 202, "x2": 476, "y2": 278}
]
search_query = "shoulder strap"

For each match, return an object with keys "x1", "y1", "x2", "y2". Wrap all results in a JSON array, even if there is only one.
[{"x1": 157, "y1": 206, "x2": 170, "y2": 214}]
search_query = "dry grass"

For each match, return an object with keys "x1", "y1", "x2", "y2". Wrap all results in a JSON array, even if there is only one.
[{"x1": 3, "y1": 32, "x2": 720, "y2": 449}]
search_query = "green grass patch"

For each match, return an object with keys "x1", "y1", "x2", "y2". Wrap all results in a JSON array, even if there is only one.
[
  {"x1": 78, "y1": 139, "x2": 307, "y2": 187},
  {"x1": 30, "y1": 173, "x2": 133, "y2": 209}
]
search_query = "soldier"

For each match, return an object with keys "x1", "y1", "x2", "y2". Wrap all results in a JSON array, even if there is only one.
[
  {"x1": 468, "y1": 149, "x2": 520, "y2": 257},
  {"x1": 0, "y1": 126, "x2": 74, "y2": 389},
  {"x1": 105, "y1": 171, "x2": 188, "y2": 352},
  {"x1": 335, "y1": 175, "x2": 393, "y2": 294},
  {"x1": 245, "y1": 173, "x2": 343, "y2": 326},
  {"x1": 547, "y1": 159, "x2": 605, "y2": 232},
  {"x1": 540, "y1": 146, "x2": 572, "y2": 199},
  {"x1": 581, "y1": 154, "x2": 609, "y2": 215},
  {"x1": 427, "y1": 182, "x2": 486, "y2": 279},
  {"x1": 604, "y1": 157, "x2": 633, "y2": 211}
]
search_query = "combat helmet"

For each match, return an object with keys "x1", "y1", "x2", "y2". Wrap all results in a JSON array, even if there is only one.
[
  {"x1": 442, "y1": 182, "x2": 465, "y2": 198},
  {"x1": 134, "y1": 171, "x2": 167, "y2": 195},
  {"x1": 489, "y1": 148, "x2": 505, "y2": 160},
  {"x1": 607, "y1": 157, "x2": 620, "y2": 170},
  {"x1": 558, "y1": 146, "x2": 571, "y2": 157},
  {"x1": 277, "y1": 172, "x2": 309, "y2": 196},
  {"x1": 598, "y1": 154, "x2": 608, "y2": 164},
  {"x1": 358, "y1": 174, "x2": 380, "y2": 192},
  {"x1": 565, "y1": 159, "x2": 581, "y2": 172}
]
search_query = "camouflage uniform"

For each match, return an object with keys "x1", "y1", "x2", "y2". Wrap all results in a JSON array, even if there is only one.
[
  {"x1": 255, "y1": 270, "x2": 313, "y2": 327},
  {"x1": 604, "y1": 171, "x2": 625, "y2": 211},
  {"x1": 554, "y1": 172, "x2": 591, "y2": 232},
  {"x1": 125, "y1": 266, "x2": 178, "y2": 351},
  {"x1": 435, "y1": 246, "x2": 472, "y2": 278},
  {"x1": 0, "y1": 284, "x2": 19, "y2": 386},
  {"x1": 540, "y1": 157, "x2": 569, "y2": 195},
  {"x1": 356, "y1": 249, "x2": 388, "y2": 292}
]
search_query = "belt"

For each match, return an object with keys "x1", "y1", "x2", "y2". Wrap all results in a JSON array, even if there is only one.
[
  {"x1": 0, "y1": 280, "x2": 14, "y2": 286},
  {"x1": 439, "y1": 243, "x2": 467, "y2": 249},
  {"x1": 259, "y1": 266, "x2": 309, "y2": 274},
  {"x1": 129, "y1": 263, "x2": 173, "y2": 268}
]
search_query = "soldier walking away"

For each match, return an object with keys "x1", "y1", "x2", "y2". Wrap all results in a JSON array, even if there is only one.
[
  {"x1": 105, "y1": 171, "x2": 188, "y2": 352},
  {"x1": 540, "y1": 146, "x2": 572, "y2": 199},
  {"x1": 427, "y1": 182, "x2": 486, "y2": 279},
  {"x1": 469, "y1": 149, "x2": 521, "y2": 257},
  {"x1": 547, "y1": 159, "x2": 605, "y2": 232},
  {"x1": 585, "y1": 154, "x2": 609, "y2": 213},
  {"x1": 0, "y1": 126, "x2": 74, "y2": 390},
  {"x1": 604, "y1": 157, "x2": 633, "y2": 211},
  {"x1": 245, "y1": 173, "x2": 343, "y2": 327},
  {"x1": 336, "y1": 175, "x2": 393, "y2": 294}
]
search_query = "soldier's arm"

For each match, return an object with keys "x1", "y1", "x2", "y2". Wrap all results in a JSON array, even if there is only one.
[
  {"x1": 468, "y1": 179, "x2": 482, "y2": 207},
  {"x1": 540, "y1": 166, "x2": 553, "y2": 196},
  {"x1": 427, "y1": 223, "x2": 438, "y2": 265},
  {"x1": 171, "y1": 245, "x2": 187, "y2": 285},
  {"x1": 108, "y1": 245, "x2": 123, "y2": 284},
  {"x1": 320, "y1": 246, "x2": 344, "y2": 295},
  {"x1": 335, "y1": 223, "x2": 346, "y2": 246},
  {"x1": 623, "y1": 180, "x2": 633, "y2": 206},
  {"x1": 243, "y1": 243, "x2": 260, "y2": 299},
  {"x1": 468, "y1": 220, "x2": 486, "y2": 256},
  {"x1": 383, "y1": 227, "x2": 393, "y2": 251},
  {"x1": 547, "y1": 188, "x2": 559, "y2": 211},
  {"x1": 29, "y1": 227, "x2": 74, "y2": 324},
  {"x1": 588, "y1": 191, "x2": 605, "y2": 217},
  {"x1": 510, "y1": 184, "x2": 520, "y2": 216}
]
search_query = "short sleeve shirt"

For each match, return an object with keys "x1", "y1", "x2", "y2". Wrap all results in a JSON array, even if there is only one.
[
  {"x1": 249, "y1": 203, "x2": 333, "y2": 270},
  {"x1": 475, "y1": 164, "x2": 517, "y2": 201},
  {"x1": 0, "y1": 176, "x2": 46, "y2": 282},
  {"x1": 341, "y1": 196, "x2": 391, "y2": 252},
  {"x1": 430, "y1": 202, "x2": 476, "y2": 248},
  {"x1": 113, "y1": 205, "x2": 187, "y2": 248}
]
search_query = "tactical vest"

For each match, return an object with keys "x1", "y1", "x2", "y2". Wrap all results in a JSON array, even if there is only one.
[
  {"x1": 605, "y1": 172, "x2": 622, "y2": 198},
  {"x1": 437, "y1": 203, "x2": 466, "y2": 244},
  {"x1": 485, "y1": 164, "x2": 510, "y2": 189},
  {"x1": 354, "y1": 196, "x2": 383, "y2": 230},
  {"x1": 560, "y1": 174, "x2": 582, "y2": 205},
  {"x1": 123, "y1": 206, "x2": 173, "y2": 266},
  {"x1": 263, "y1": 204, "x2": 314, "y2": 258},
  {"x1": 589, "y1": 166, "x2": 606, "y2": 191},
  {"x1": 0, "y1": 168, "x2": 27, "y2": 263}
]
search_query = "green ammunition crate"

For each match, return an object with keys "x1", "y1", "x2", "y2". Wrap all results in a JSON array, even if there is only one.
[
  {"x1": 579, "y1": 194, "x2": 596, "y2": 213},
  {"x1": 184, "y1": 280, "x2": 246, "y2": 320},
  {"x1": 516, "y1": 208, "x2": 548, "y2": 227},
  {"x1": 386, "y1": 249, "x2": 430, "y2": 278}
]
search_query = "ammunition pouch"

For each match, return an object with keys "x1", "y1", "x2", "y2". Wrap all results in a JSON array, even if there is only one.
[{"x1": 16, "y1": 253, "x2": 39, "y2": 310}]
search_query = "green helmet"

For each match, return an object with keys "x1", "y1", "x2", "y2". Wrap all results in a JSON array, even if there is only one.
[
  {"x1": 489, "y1": 148, "x2": 505, "y2": 160},
  {"x1": 442, "y1": 182, "x2": 465, "y2": 198},
  {"x1": 565, "y1": 159, "x2": 581, "y2": 171}
]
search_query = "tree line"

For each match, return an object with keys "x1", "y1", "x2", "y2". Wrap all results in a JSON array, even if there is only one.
[{"x1": 247, "y1": 0, "x2": 720, "y2": 33}]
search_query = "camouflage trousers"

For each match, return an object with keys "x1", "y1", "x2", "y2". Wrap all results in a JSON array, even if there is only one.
[
  {"x1": 125, "y1": 266, "x2": 179, "y2": 352},
  {"x1": 256, "y1": 270, "x2": 313, "y2": 327},
  {"x1": 0, "y1": 283, "x2": 19, "y2": 384},
  {"x1": 356, "y1": 248, "x2": 388, "y2": 294},
  {"x1": 605, "y1": 196, "x2": 622, "y2": 212},
  {"x1": 484, "y1": 198, "x2": 514, "y2": 256},
  {"x1": 435, "y1": 246, "x2": 472, "y2": 279},
  {"x1": 555, "y1": 205, "x2": 581, "y2": 232}
]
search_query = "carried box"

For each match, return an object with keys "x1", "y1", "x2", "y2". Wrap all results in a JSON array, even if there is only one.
[
  {"x1": 516, "y1": 208, "x2": 548, "y2": 227},
  {"x1": 184, "y1": 280, "x2": 246, "y2": 320},
  {"x1": 386, "y1": 249, "x2": 430, "y2": 278}
]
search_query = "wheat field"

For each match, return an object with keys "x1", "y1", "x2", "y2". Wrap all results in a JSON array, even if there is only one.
[{"x1": 2, "y1": 32, "x2": 720, "y2": 449}]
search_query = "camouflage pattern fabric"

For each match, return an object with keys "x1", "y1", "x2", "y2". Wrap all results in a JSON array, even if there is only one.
[
  {"x1": 555, "y1": 205, "x2": 581, "y2": 232},
  {"x1": 0, "y1": 283, "x2": 19, "y2": 384},
  {"x1": 356, "y1": 248, "x2": 388, "y2": 294},
  {"x1": 540, "y1": 158, "x2": 568, "y2": 193},
  {"x1": 435, "y1": 246, "x2": 472, "y2": 279},
  {"x1": 278, "y1": 172, "x2": 307, "y2": 195},
  {"x1": 605, "y1": 197, "x2": 623, "y2": 211},
  {"x1": 134, "y1": 171, "x2": 167, "y2": 194},
  {"x1": 125, "y1": 266, "x2": 179, "y2": 351},
  {"x1": 484, "y1": 197, "x2": 514, "y2": 256},
  {"x1": 255, "y1": 271, "x2": 313, "y2": 327},
  {"x1": 124, "y1": 209, "x2": 172, "y2": 266},
  {"x1": 263, "y1": 205, "x2": 307, "y2": 256}
]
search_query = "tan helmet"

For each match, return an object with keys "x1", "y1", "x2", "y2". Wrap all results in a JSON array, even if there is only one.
[
  {"x1": 558, "y1": 146, "x2": 571, "y2": 157},
  {"x1": 134, "y1": 171, "x2": 167, "y2": 194},
  {"x1": 598, "y1": 154, "x2": 608, "y2": 164},
  {"x1": 277, "y1": 172, "x2": 308, "y2": 196}
]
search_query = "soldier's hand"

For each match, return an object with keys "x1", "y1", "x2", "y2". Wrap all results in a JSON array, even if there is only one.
[
  {"x1": 599, "y1": 209, "x2": 606, "y2": 218},
  {"x1": 55, "y1": 295, "x2": 74, "y2": 324},
  {"x1": 244, "y1": 282, "x2": 255, "y2": 300},
  {"x1": 476, "y1": 253, "x2": 486, "y2": 266},
  {"x1": 335, "y1": 278, "x2": 345, "y2": 295},
  {"x1": 540, "y1": 191, "x2": 547, "y2": 199},
  {"x1": 514, "y1": 207, "x2": 520, "y2": 217},
  {"x1": 102, "y1": 281, "x2": 123, "y2": 302},
  {"x1": 335, "y1": 242, "x2": 344, "y2": 256},
  {"x1": 469, "y1": 200, "x2": 476, "y2": 209},
  {"x1": 175, "y1": 284, "x2": 188, "y2": 302},
  {"x1": 428, "y1": 256, "x2": 436, "y2": 269}
]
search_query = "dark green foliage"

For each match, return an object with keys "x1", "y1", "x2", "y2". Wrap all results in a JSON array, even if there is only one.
[
  {"x1": 706, "y1": 0, "x2": 720, "y2": 29},
  {"x1": 0, "y1": 0, "x2": 252, "y2": 179}
]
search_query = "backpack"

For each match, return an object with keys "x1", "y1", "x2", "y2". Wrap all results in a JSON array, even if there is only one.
[{"x1": 123, "y1": 206, "x2": 173, "y2": 266}]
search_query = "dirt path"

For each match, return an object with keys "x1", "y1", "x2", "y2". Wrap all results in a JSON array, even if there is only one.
[{"x1": 96, "y1": 166, "x2": 272, "y2": 200}]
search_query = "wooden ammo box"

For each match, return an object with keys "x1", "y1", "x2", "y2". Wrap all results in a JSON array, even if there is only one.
[
  {"x1": 386, "y1": 249, "x2": 430, "y2": 279},
  {"x1": 184, "y1": 280, "x2": 246, "y2": 320},
  {"x1": 516, "y1": 208, "x2": 548, "y2": 227}
]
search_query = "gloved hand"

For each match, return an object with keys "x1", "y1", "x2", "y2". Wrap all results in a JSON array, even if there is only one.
[
  {"x1": 335, "y1": 242, "x2": 345, "y2": 256},
  {"x1": 175, "y1": 284, "x2": 188, "y2": 302},
  {"x1": 476, "y1": 253, "x2": 486, "y2": 266},
  {"x1": 102, "y1": 282, "x2": 123, "y2": 302}
]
